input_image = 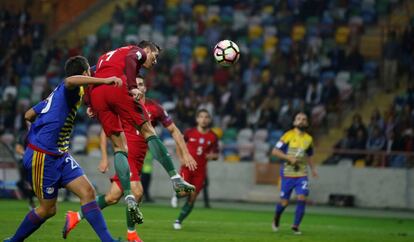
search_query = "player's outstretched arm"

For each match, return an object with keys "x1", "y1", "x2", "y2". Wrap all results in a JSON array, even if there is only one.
[
  {"x1": 166, "y1": 123, "x2": 197, "y2": 171},
  {"x1": 64, "y1": 75, "x2": 122, "y2": 89}
]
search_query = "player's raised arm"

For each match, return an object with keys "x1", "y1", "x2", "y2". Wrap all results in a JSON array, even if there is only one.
[
  {"x1": 64, "y1": 75, "x2": 122, "y2": 89},
  {"x1": 166, "y1": 123, "x2": 197, "y2": 171}
]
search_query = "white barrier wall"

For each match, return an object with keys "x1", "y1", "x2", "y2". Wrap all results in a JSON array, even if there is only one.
[
  {"x1": 2, "y1": 155, "x2": 413, "y2": 209},
  {"x1": 73, "y1": 155, "x2": 414, "y2": 209}
]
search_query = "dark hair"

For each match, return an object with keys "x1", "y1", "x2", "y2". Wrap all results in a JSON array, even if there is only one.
[
  {"x1": 293, "y1": 111, "x2": 309, "y2": 121},
  {"x1": 64, "y1": 56, "x2": 89, "y2": 77},
  {"x1": 138, "y1": 40, "x2": 161, "y2": 52},
  {"x1": 196, "y1": 108, "x2": 210, "y2": 117}
]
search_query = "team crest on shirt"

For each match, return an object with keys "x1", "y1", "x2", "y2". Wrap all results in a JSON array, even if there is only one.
[
  {"x1": 199, "y1": 138, "x2": 205, "y2": 144},
  {"x1": 46, "y1": 187, "x2": 54, "y2": 194},
  {"x1": 136, "y1": 51, "x2": 142, "y2": 60},
  {"x1": 207, "y1": 141, "x2": 211, "y2": 145}
]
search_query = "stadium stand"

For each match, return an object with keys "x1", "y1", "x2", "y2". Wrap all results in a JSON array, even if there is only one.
[{"x1": 0, "y1": 0, "x2": 413, "y2": 165}]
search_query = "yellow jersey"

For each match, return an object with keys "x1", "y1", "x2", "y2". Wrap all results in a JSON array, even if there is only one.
[{"x1": 275, "y1": 129, "x2": 314, "y2": 177}]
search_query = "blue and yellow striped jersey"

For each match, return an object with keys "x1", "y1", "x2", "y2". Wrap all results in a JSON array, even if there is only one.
[
  {"x1": 275, "y1": 129, "x2": 314, "y2": 177},
  {"x1": 27, "y1": 82, "x2": 84, "y2": 155}
]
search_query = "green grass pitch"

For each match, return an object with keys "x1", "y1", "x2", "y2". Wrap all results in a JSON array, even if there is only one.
[{"x1": 0, "y1": 200, "x2": 413, "y2": 242}]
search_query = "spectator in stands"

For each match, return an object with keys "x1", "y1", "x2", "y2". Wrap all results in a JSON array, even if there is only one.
[
  {"x1": 343, "y1": 45, "x2": 364, "y2": 71},
  {"x1": 366, "y1": 125, "x2": 386, "y2": 166},
  {"x1": 382, "y1": 30, "x2": 400, "y2": 92},
  {"x1": 386, "y1": 130, "x2": 406, "y2": 168},
  {"x1": 327, "y1": 129, "x2": 355, "y2": 164},
  {"x1": 367, "y1": 109, "x2": 385, "y2": 136},
  {"x1": 350, "y1": 129, "x2": 367, "y2": 162},
  {"x1": 400, "y1": 23, "x2": 414, "y2": 82},
  {"x1": 348, "y1": 114, "x2": 367, "y2": 140},
  {"x1": 278, "y1": 100, "x2": 294, "y2": 131},
  {"x1": 305, "y1": 79, "x2": 322, "y2": 106},
  {"x1": 320, "y1": 78, "x2": 339, "y2": 112},
  {"x1": 257, "y1": 97, "x2": 278, "y2": 130},
  {"x1": 227, "y1": 103, "x2": 247, "y2": 129}
]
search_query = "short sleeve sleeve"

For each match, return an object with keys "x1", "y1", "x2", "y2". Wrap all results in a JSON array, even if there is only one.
[
  {"x1": 32, "y1": 100, "x2": 48, "y2": 114},
  {"x1": 274, "y1": 132, "x2": 290, "y2": 153},
  {"x1": 155, "y1": 102, "x2": 173, "y2": 128}
]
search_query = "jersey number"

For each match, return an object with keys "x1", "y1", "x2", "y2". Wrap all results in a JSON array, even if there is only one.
[
  {"x1": 196, "y1": 146, "x2": 203, "y2": 155},
  {"x1": 301, "y1": 181, "x2": 308, "y2": 190},
  {"x1": 40, "y1": 92, "x2": 54, "y2": 113},
  {"x1": 98, "y1": 50, "x2": 116, "y2": 68},
  {"x1": 65, "y1": 156, "x2": 79, "y2": 170}
]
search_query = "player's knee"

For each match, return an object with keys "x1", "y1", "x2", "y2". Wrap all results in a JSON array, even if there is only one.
[
  {"x1": 297, "y1": 195, "x2": 306, "y2": 201},
  {"x1": 37, "y1": 205, "x2": 57, "y2": 218},
  {"x1": 280, "y1": 199, "x2": 289, "y2": 207},
  {"x1": 140, "y1": 122, "x2": 156, "y2": 138},
  {"x1": 79, "y1": 185, "x2": 96, "y2": 202},
  {"x1": 106, "y1": 195, "x2": 121, "y2": 205}
]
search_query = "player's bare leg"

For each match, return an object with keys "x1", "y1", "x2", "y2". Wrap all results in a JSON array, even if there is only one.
[
  {"x1": 63, "y1": 175, "x2": 116, "y2": 241},
  {"x1": 273, "y1": 199, "x2": 289, "y2": 232},
  {"x1": 139, "y1": 122, "x2": 195, "y2": 194}
]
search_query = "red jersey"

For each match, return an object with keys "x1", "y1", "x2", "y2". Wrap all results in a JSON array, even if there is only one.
[
  {"x1": 184, "y1": 128, "x2": 219, "y2": 171},
  {"x1": 122, "y1": 98, "x2": 173, "y2": 142},
  {"x1": 95, "y1": 45, "x2": 147, "y2": 90}
]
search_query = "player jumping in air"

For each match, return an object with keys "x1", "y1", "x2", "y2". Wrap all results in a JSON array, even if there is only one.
[
  {"x1": 173, "y1": 109, "x2": 219, "y2": 230},
  {"x1": 4, "y1": 56, "x2": 123, "y2": 242},
  {"x1": 64, "y1": 76, "x2": 196, "y2": 242},
  {"x1": 87, "y1": 41, "x2": 196, "y2": 226},
  {"x1": 271, "y1": 112, "x2": 318, "y2": 235}
]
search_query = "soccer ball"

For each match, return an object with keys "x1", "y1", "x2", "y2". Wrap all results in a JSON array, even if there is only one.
[{"x1": 213, "y1": 40, "x2": 240, "y2": 67}]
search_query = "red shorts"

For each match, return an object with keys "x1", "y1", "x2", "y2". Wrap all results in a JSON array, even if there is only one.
[
  {"x1": 180, "y1": 167, "x2": 206, "y2": 193},
  {"x1": 111, "y1": 139, "x2": 148, "y2": 190},
  {"x1": 90, "y1": 84, "x2": 149, "y2": 136}
]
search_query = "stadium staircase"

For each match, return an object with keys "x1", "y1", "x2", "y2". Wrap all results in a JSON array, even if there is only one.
[{"x1": 314, "y1": 1, "x2": 414, "y2": 164}]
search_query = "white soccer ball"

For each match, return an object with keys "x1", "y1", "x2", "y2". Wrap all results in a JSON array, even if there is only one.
[{"x1": 213, "y1": 40, "x2": 240, "y2": 67}]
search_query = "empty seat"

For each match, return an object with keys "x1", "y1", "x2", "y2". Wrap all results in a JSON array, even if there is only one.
[
  {"x1": 237, "y1": 128, "x2": 253, "y2": 143},
  {"x1": 0, "y1": 133, "x2": 15, "y2": 147},
  {"x1": 237, "y1": 142, "x2": 254, "y2": 161},
  {"x1": 254, "y1": 129, "x2": 268, "y2": 142},
  {"x1": 224, "y1": 154, "x2": 240, "y2": 163},
  {"x1": 88, "y1": 124, "x2": 102, "y2": 137},
  {"x1": 72, "y1": 135, "x2": 87, "y2": 154}
]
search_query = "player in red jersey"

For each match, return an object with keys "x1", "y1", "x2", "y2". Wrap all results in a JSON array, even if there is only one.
[
  {"x1": 64, "y1": 76, "x2": 196, "y2": 242},
  {"x1": 172, "y1": 109, "x2": 219, "y2": 230},
  {"x1": 88, "y1": 41, "x2": 196, "y2": 225}
]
